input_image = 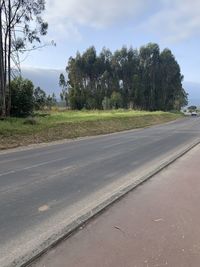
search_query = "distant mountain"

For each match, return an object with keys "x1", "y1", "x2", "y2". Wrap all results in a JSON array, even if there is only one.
[
  {"x1": 22, "y1": 67, "x2": 64, "y2": 97},
  {"x1": 21, "y1": 67, "x2": 200, "y2": 106}
]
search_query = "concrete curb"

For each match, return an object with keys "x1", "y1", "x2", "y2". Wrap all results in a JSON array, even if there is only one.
[{"x1": 13, "y1": 139, "x2": 200, "y2": 267}]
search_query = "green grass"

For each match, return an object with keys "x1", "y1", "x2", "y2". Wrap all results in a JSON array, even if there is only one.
[{"x1": 0, "y1": 110, "x2": 183, "y2": 150}]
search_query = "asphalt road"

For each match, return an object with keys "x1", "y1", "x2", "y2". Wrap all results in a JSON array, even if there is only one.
[
  {"x1": 31, "y1": 144, "x2": 200, "y2": 267},
  {"x1": 0, "y1": 117, "x2": 200, "y2": 266}
]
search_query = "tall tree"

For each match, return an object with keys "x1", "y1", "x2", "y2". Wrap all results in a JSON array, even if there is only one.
[
  {"x1": 64, "y1": 44, "x2": 187, "y2": 111},
  {"x1": 160, "y1": 49, "x2": 186, "y2": 110},
  {"x1": 139, "y1": 43, "x2": 160, "y2": 110},
  {"x1": 59, "y1": 73, "x2": 68, "y2": 107},
  {"x1": 0, "y1": 0, "x2": 48, "y2": 117},
  {"x1": 0, "y1": 0, "x2": 6, "y2": 116}
]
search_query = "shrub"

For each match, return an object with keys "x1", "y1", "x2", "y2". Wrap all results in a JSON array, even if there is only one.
[{"x1": 11, "y1": 77, "x2": 34, "y2": 117}]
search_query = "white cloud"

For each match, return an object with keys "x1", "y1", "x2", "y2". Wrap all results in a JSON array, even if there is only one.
[
  {"x1": 45, "y1": 0, "x2": 152, "y2": 40},
  {"x1": 46, "y1": 0, "x2": 148, "y2": 27},
  {"x1": 50, "y1": 20, "x2": 82, "y2": 42},
  {"x1": 140, "y1": 0, "x2": 200, "y2": 43},
  {"x1": 44, "y1": 0, "x2": 200, "y2": 43}
]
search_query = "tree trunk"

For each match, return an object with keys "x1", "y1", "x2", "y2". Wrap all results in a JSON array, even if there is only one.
[
  {"x1": 7, "y1": 0, "x2": 11, "y2": 116},
  {"x1": 0, "y1": 1, "x2": 6, "y2": 117}
]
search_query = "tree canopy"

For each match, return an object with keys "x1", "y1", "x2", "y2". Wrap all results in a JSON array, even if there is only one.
[{"x1": 61, "y1": 43, "x2": 188, "y2": 111}]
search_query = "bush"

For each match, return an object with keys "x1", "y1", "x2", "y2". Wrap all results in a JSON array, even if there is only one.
[{"x1": 11, "y1": 77, "x2": 34, "y2": 117}]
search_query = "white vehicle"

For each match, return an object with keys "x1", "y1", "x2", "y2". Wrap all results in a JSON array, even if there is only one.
[{"x1": 191, "y1": 111, "x2": 197, "y2": 116}]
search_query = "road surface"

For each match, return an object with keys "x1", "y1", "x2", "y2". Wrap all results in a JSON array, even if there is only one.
[
  {"x1": 31, "y1": 144, "x2": 200, "y2": 267},
  {"x1": 0, "y1": 117, "x2": 200, "y2": 266}
]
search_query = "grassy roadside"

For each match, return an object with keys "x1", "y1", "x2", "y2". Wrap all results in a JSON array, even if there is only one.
[{"x1": 0, "y1": 110, "x2": 183, "y2": 150}]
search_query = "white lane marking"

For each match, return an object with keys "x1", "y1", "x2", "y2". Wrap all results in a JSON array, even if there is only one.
[
  {"x1": 0, "y1": 170, "x2": 15, "y2": 177},
  {"x1": 154, "y1": 218, "x2": 164, "y2": 222},
  {"x1": 38, "y1": 205, "x2": 49, "y2": 212},
  {"x1": 0, "y1": 157, "x2": 67, "y2": 177}
]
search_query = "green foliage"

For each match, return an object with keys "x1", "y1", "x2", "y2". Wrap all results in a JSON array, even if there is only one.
[
  {"x1": 10, "y1": 77, "x2": 56, "y2": 116},
  {"x1": 62, "y1": 43, "x2": 187, "y2": 111},
  {"x1": 86, "y1": 97, "x2": 97, "y2": 109},
  {"x1": 102, "y1": 97, "x2": 111, "y2": 110},
  {"x1": 46, "y1": 93, "x2": 57, "y2": 109},
  {"x1": 33, "y1": 87, "x2": 47, "y2": 110},
  {"x1": 10, "y1": 77, "x2": 34, "y2": 117},
  {"x1": 110, "y1": 92, "x2": 123, "y2": 109}
]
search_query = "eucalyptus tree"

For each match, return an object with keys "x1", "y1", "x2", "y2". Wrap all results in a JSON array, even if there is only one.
[
  {"x1": 139, "y1": 43, "x2": 160, "y2": 110},
  {"x1": 119, "y1": 47, "x2": 139, "y2": 107},
  {"x1": 0, "y1": 0, "x2": 6, "y2": 116},
  {"x1": 67, "y1": 53, "x2": 86, "y2": 109},
  {"x1": 59, "y1": 73, "x2": 69, "y2": 107},
  {"x1": 0, "y1": 0, "x2": 48, "y2": 117},
  {"x1": 64, "y1": 44, "x2": 187, "y2": 111},
  {"x1": 160, "y1": 48, "x2": 186, "y2": 110},
  {"x1": 99, "y1": 48, "x2": 113, "y2": 98}
]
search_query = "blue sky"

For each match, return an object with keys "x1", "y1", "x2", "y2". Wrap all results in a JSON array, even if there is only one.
[{"x1": 21, "y1": 0, "x2": 200, "y2": 101}]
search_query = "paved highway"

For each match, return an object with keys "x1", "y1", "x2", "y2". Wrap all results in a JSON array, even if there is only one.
[
  {"x1": 0, "y1": 117, "x2": 200, "y2": 266},
  {"x1": 32, "y1": 143, "x2": 200, "y2": 267}
]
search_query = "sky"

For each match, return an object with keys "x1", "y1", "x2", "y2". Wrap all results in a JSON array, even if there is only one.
[{"x1": 21, "y1": 0, "x2": 200, "y2": 103}]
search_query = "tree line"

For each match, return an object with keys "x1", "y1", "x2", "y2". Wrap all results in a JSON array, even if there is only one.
[{"x1": 60, "y1": 43, "x2": 188, "y2": 111}]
